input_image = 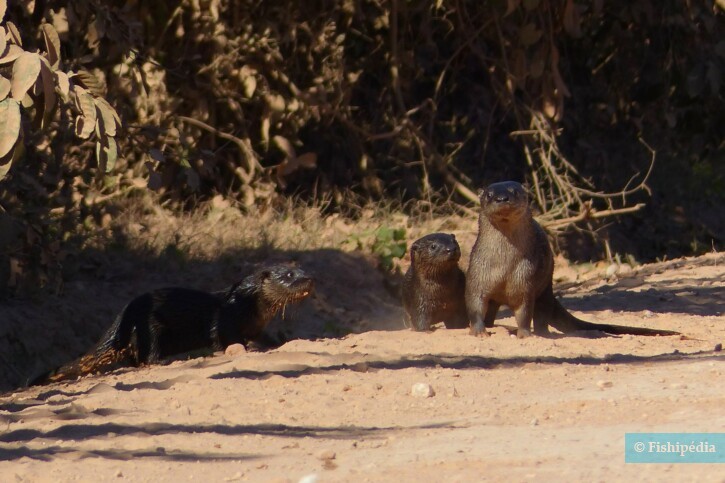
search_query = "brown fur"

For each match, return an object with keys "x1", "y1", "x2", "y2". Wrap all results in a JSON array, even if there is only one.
[
  {"x1": 402, "y1": 233, "x2": 468, "y2": 331},
  {"x1": 465, "y1": 181, "x2": 679, "y2": 338}
]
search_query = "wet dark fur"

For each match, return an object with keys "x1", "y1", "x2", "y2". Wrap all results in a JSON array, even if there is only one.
[
  {"x1": 402, "y1": 233, "x2": 468, "y2": 331},
  {"x1": 32, "y1": 265, "x2": 314, "y2": 385},
  {"x1": 466, "y1": 181, "x2": 680, "y2": 338}
]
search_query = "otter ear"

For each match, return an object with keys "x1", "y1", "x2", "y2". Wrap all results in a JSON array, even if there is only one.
[
  {"x1": 449, "y1": 233, "x2": 457, "y2": 241},
  {"x1": 259, "y1": 269, "x2": 272, "y2": 280},
  {"x1": 477, "y1": 188, "x2": 485, "y2": 198}
]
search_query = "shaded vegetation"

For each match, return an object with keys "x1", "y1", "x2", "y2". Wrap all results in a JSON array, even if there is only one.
[{"x1": 0, "y1": 0, "x2": 723, "y2": 296}]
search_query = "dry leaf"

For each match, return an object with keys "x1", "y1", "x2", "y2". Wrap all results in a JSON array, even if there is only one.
[
  {"x1": 239, "y1": 65, "x2": 257, "y2": 98},
  {"x1": 95, "y1": 97, "x2": 121, "y2": 126},
  {"x1": 95, "y1": 135, "x2": 118, "y2": 173},
  {"x1": 266, "y1": 93, "x2": 286, "y2": 112},
  {"x1": 11, "y1": 52, "x2": 41, "y2": 100},
  {"x1": 72, "y1": 86, "x2": 97, "y2": 137},
  {"x1": 273, "y1": 135, "x2": 297, "y2": 161},
  {"x1": 260, "y1": 116, "x2": 270, "y2": 151},
  {"x1": 94, "y1": 98, "x2": 117, "y2": 136},
  {"x1": 41, "y1": 23, "x2": 62, "y2": 70},
  {"x1": 0, "y1": 98, "x2": 20, "y2": 158},
  {"x1": 74, "y1": 116, "x2": 87, "y2": 138},
  {"x1": 0, "y1": 44, "x2": 23, "y2": 65},
  {"x1": 55, "y1": 70, "x2": 69, "y2": 97},
  {"x1": 74, "y1": 69, "x2": 105, "y2": 96},
  {"x1": 0, "y1": 0, "x2": 6, "y2": 23},
  {"x1": 0, "y1": 26, "x2": 6, "y2": 56},
  {"x1": 0, "y1": 75, "x2": 9, "y2": 100},
  {"x1": 39, "y1": 59, "x2": 57, "y2": 128},
  {"x1": 5, "y1": 21, "x2": 21, "y2": 46}
]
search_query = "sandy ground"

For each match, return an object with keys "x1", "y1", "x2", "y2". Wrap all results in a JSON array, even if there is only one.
[{"x1": 1, "y1": 252, "x2": 723, "y2": 482}]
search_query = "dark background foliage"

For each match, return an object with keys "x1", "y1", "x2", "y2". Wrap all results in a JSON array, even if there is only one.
[{"x1": 0, "y1": 0, "x2": 723, "y2": 297}]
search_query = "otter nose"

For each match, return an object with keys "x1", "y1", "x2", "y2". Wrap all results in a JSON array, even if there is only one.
[{"x1": 494, "y1": 193, "x2": 509, "y2": 202}]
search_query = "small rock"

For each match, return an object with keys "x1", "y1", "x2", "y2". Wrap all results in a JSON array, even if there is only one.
[
  {"x1": 317, "y1": 450, "x2": 336, "y2": 461},
  {"x1": 224, "y1": 344, "x2": 246, "y2": 356},
  {"x1": 411, "y1": 383, "x2": 435, "y2": 398},
  {"x1": 298, "y1": 474, "x2": 319, "y2": 483},
  {"x1": 530, "y1": 418, "x2": 539, "y2": 426},
  {"x1": 115, "y1": 469, "x2": 123, "y2": 478},
  {"x1": 669, "y1": 383, "x2": 688, "y2": 390},
  {"x1": 597, "y1": 380, "x2": 613, "y2": 389},
  {"x1": 714, "y1": 343, "x2": 722, "y2": 352}
]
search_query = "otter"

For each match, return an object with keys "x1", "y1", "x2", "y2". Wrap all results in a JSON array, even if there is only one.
[
  {"x1": 465, "y1": 181, "x2": 679, "y2": 338},
  {"x1": 32, "y1": 264, "x2": 314, "y2": 385},
  {"x1": 402, "y1": 233, "x2": 468, "y2": 331}
]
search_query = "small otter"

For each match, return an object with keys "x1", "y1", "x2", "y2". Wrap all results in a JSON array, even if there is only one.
[
  {"x1": 466, "y1": 181, "x2": 679, "y2": 338},
  {"x1": 32, "y1": 264, "x2": 314, "y2": 385},
  {"x1": 402, "y1": 233, "x2": 468, "y2": 331}
]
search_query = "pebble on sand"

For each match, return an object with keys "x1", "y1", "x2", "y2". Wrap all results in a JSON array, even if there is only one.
[
  {"x1": 411, "y1": 382, "x2": 435, "y2": 398},
  {"x1": 224, "y1": 344, "x2": 246, "y2": 356}
]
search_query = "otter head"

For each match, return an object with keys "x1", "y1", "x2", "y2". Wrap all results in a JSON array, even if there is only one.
[
  {"x1": 410, "y1": 233, "x2": 461, "y2": 271},
  {"x1": 259, "y1": 265, "x2": 315, "y2": 306},
  {"x1": 479, "y1": 181, "x2": 530, "y2": 224}
]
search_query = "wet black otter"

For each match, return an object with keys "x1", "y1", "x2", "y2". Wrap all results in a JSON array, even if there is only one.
[{"x1": 32, "y1": 264, "x2": 314, "y2": 384}]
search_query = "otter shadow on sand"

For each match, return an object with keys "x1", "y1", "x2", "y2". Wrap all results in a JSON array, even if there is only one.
[
  {"x1": 0, "y1": 421, "x2": 453, "y2": 462},
  {"x1": 209, "y1": 351, "x2": 725, "y2": 382},
  {"x1": 0, "y1": 445, "x2": 259, "y2": 463}
]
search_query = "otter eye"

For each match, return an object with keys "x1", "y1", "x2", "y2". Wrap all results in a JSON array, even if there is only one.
[
  {"x1": 285, "y1": 271, "x2": 295, "y2": 279},
  {"x1": 430, "y1": 243, "x2": 438, "y2": 250},
  {"x1": 487, "y1": 191, "x2": 494, "y2": 200}
]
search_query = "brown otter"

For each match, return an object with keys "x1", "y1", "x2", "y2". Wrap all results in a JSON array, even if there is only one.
[
  {"x1": 32, "y1": 264, "x2": 314, "y2": 385},
  {"x1": 402, "y1": 233, "x2": 468, "y2": 331},
  {"x1": 465, "y1": 181, "x2": 679, "y2": 338}
]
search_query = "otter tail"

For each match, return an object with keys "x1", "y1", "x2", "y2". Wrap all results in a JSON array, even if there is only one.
[
  {"x1": 30, "y1": 298, "x2": 146, "y2": 386},
  {"x1": 535, "y1": 285, "x2": 680, "y2": 337}
]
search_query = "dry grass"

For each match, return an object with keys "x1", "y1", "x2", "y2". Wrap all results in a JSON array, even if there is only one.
[{"x1": 89, "y1": 192, "x2": 476, "y2": 270}]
